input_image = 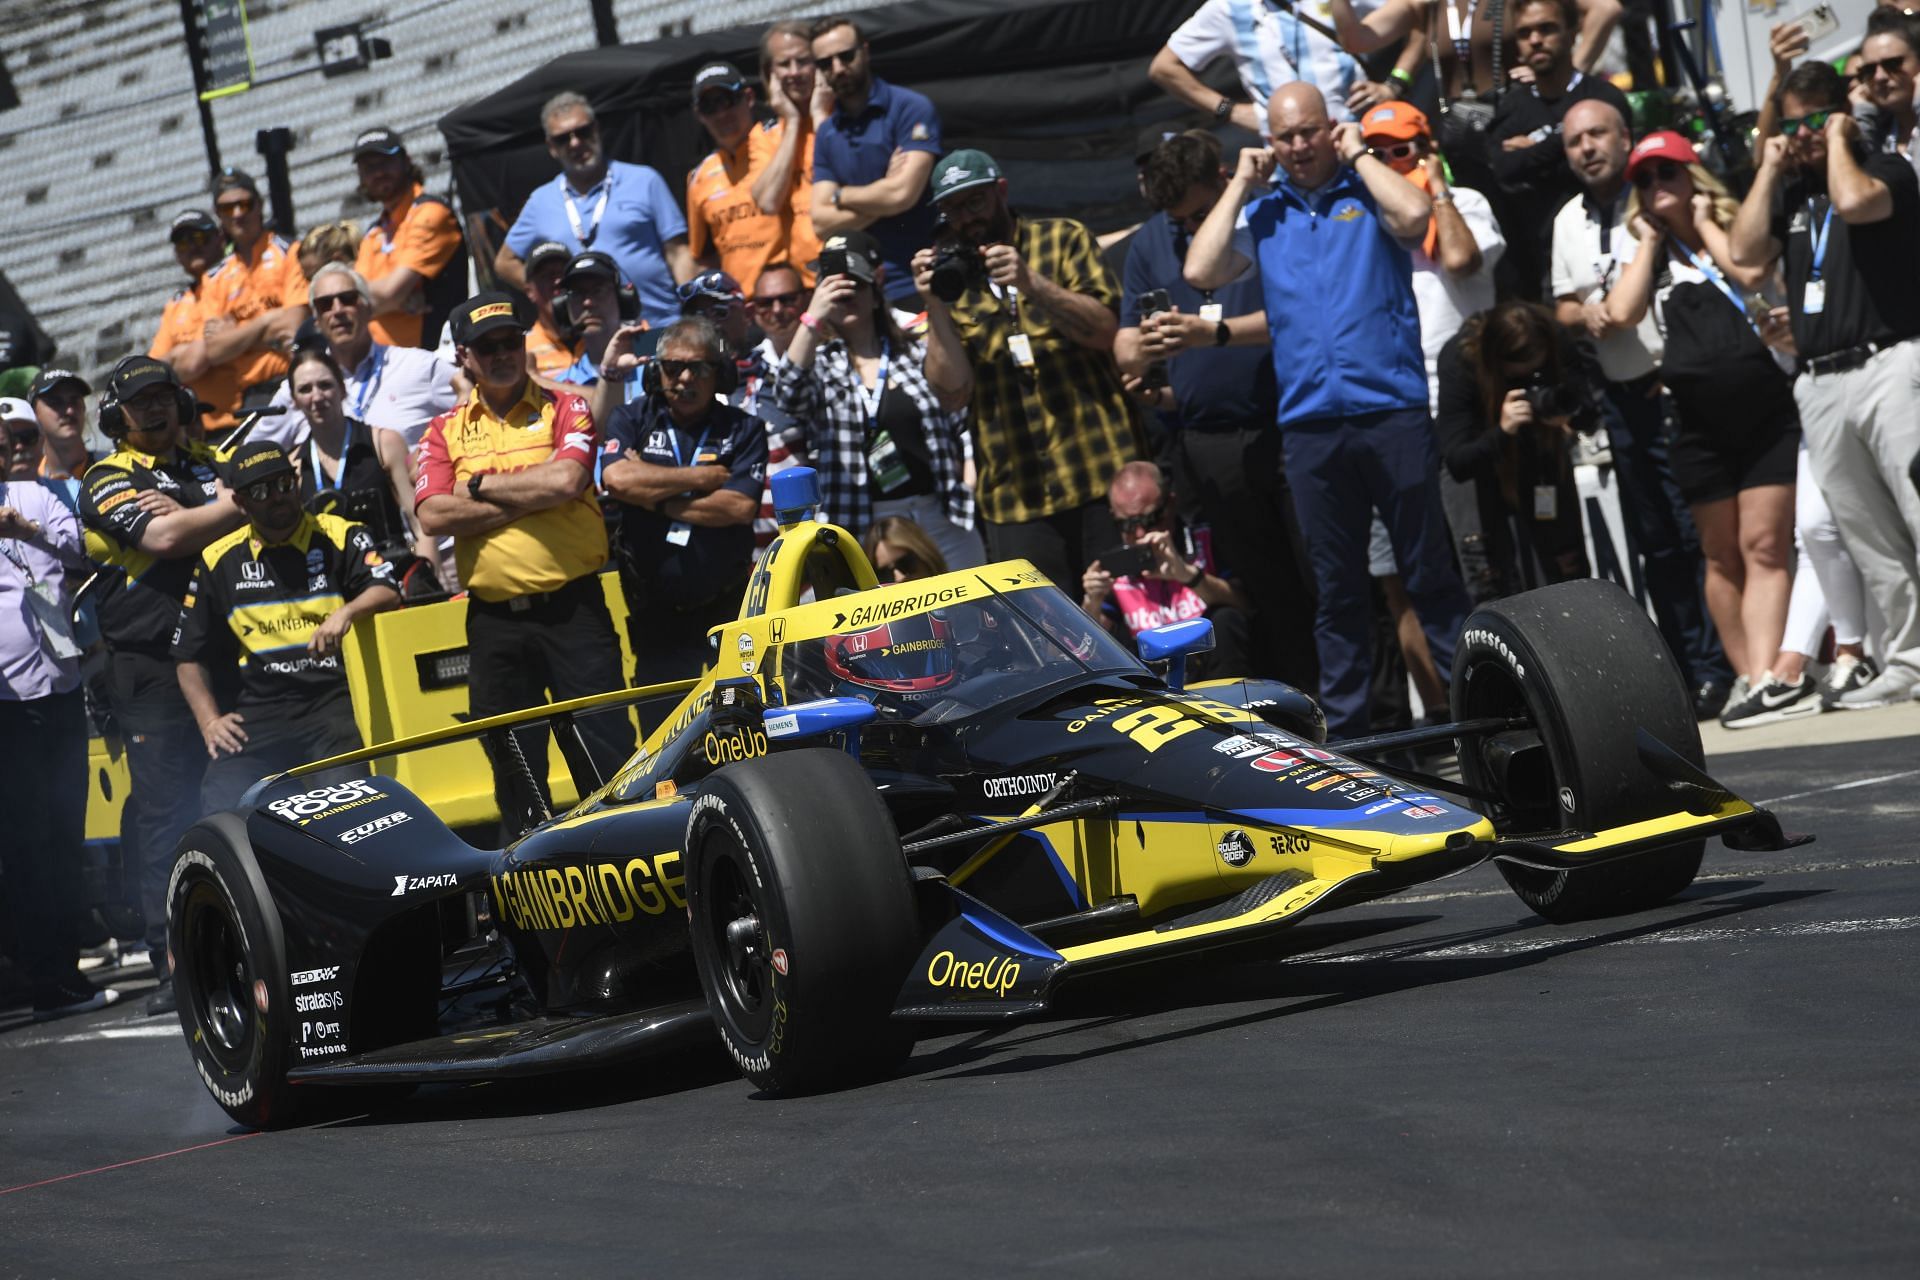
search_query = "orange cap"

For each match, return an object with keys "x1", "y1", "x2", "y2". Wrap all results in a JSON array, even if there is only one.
[{"x1": 1360, "y1": 101, "x2": 1431, "y2": 142}]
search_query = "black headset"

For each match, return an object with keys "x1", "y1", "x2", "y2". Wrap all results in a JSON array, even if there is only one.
[
  {"x1": 552, "y1": 251, "x2": 639, "y2": 334},
  {"x1": 640, "y1": 336, "x2": 741, "y2": 399},
  {"x1": 101, "y1": 356, "x2": 196, "y2": 438}
]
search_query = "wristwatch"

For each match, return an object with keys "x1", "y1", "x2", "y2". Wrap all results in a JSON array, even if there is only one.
[
  {"x1": 1184, "y1": 563, "x2": 1206, "y2": 587},
  {"x1": 1431, "y1": 190, "x2": 1455, "y2": 206},
  {"x1": 1213, "y1": 319, "x2": 1231, "y2": 347},
  {"x1": 468, "y1": 472, "x2": 485, "y2": 500},
  {"x1": 1214, "y1": 96, "x2": 1232, "y2": 121}
]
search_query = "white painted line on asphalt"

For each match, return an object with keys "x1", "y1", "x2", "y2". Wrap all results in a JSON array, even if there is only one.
[
  {"x1": 1311, "y1": 915, "x2": 1920, "y2": 963},
  {"x1": 3, "y1": 1020, "x2": 175, "y2": 1051},
  {"x1": 95, "y1": 1025, "x2": 180, "y2": 1040},
  {"x1": 1757, "y1": 768, "x2": 1920, "y2": 807}
]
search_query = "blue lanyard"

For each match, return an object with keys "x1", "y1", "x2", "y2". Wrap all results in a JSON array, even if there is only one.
[
  {"x1": 1807, "y1": 200, "x2": 1834, "y2": 282},
  {"x1": 351, "y1": 345, "x2": 387, "y2": 421},
  {"x1": 855, "y1": 341, "x2": 891, "y2": 427},
  {"x1": 667, "y1": 422, "x2": 712, "y2": 469},
  {"x1": 307, "y1": 420, "x2": 351, "y2": 492},
  {"x1": 1669, "y1": 239, "x2": 1753, "y2": 329}
]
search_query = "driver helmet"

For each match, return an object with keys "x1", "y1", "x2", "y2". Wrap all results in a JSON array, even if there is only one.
[{"x1": 824, "y1": 613, "x2": 956, "y2": 696}]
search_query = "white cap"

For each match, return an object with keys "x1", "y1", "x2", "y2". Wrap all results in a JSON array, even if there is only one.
[{"x1": 0, "y1": 397, "x2": 35, "y2": 424}]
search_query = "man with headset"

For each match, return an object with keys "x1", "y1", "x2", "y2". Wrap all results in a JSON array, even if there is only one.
[
  {"x1": 599, "y1": 316, "x2": 767, "y2": 689},
  {"x1": 78, "y1": 357, "x2": 245, "y2": 1014},
  {"x1": 548, "y1": 250, "x2": 645, "y2": 425}
]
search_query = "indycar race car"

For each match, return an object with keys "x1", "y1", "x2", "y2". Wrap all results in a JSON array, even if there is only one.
[{"x1": 167, "y1": 469, "x2": 1807, "y2": 1128}]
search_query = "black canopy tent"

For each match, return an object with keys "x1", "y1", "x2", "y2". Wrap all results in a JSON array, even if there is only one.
[{"x1": 437, "y1": 0, "x2": 1242, "y2": 261}]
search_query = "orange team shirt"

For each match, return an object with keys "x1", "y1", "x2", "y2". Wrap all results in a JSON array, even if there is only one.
[
  {"x1": 356, "y1": 182, "x2": 463, "y2": 349},
  {"x1": 413, "y1": 380, "x2": 606, "y2": 602},
  {"x1": 687, "y1": 122, "x2": 792, "y2": 292},
  {"x1": 200, "y1": 233, "x2": 309, "y2": 425},
  {"x1": 527, "y1": 317, "x2": 578, "y2": 378},
  {"x1": 764, "y1": 119, "x2": 820, "y2": 285},
  {"x1": 148, "y1": 278, "x2": 244, "y2": 431}
]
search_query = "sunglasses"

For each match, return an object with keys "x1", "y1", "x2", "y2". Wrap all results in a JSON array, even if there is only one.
[
  {"x1": 1631, "y1": 159, "x2": 1687, "y2": 187},
  {"x1": 242, "y1": 473, "x2": 298, "y2": 502},
  {"x1": 215, "y1": 197, "x2": 256, "y2": 216},
  {"x1": 884, "y1": 550, "x2": 926, "y2": 580},
  {"x1": 749, "y1": 291, "x2": 805, "y2": 310},
  {"x1": 547, "y1": 125, "x2": 596, "y2": 146},
  {"x1": 818, "y1": 48, "x2": 861, "y2": 68},
  {"x1": 1117, "y1": 505, "x2": 1167, "y2": 536},
  {"x1": 1779, "y1": 110, "x2": 1836, "y2": 136},
  {"x1": 7, "y1": 426, "x2": 41, "y2": 446},
  {"x1": 696, "y1": 91, "x2": 741, "y2": 115},
  {"x1": 1861, "y1": 54, "x2": 1914, "y2": 80},
  {"x1": 1368, "y1": 140, "x2": 1421, "y2": 161},
  {"x1": 657, "y1": 358, "x2": 716, "y2": 380},
  {"x1": 470, "y1": 333, "x2": 525, "y2": 357},
  {"x1": 312, "y1": 291, "x2": 361, "y2": 313}
]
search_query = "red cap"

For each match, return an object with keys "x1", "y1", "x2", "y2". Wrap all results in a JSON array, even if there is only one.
[
  {"x1": 1626, "y1": 130, "x2": 1699, "y2": 181},
  {"x1": 1359, "y1": 101, "x2": 1431, "y2": 142}
]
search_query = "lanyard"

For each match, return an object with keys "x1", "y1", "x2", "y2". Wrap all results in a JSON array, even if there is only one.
[
  {"x1": 1532, "y1": 70, "x2": 1582, "y2": 100},
  {"x1": 351, "y1": 345, "x2": 387, "y2": 421},
  {"x1": 1589, "y1": 195, "x2": 1618, "y2": 291},
  {"x1": 1807, "y1": 199, "x2": 1834, "y2": 282},
  {"x1": 666, "y1": 421, "x2": 712, "y2": 469},
  {"x1": 1669, "y1": 239, "x2": 1756, "y2": 332},
  {"x1": 0, "y1": 483, "x2": 32, "y2": 584},
  {"x1": 307, "y1": 420, "x2": 351, "y2": 492},
  {"x1": 854, "y1": 341, "x2": 892, "y2": 426},
  {"x1": 564, "y1": 178, "x2": 613, "y2": 249},
  {"x1": 1446, "y1": 0, "x2": 1485, "y2": 66}
]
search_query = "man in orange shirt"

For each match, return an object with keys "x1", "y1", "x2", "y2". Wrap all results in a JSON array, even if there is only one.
[
  {"x1": 687, "y1": 63, "x2": 787, "y2": 292},
  {"x1": 414, "y1": 293, "x2": 632, "y2": 831},
  {"x1": 183, "y1": 171, "x2": 309, "y2": 430},
  {"x1": 522, "y1": 240, "x2": 578, "y2": 378},
  {"x1": 758, "y1": 21, "x2": 830, "y2": 283},
  {"x1": 351, "y1": 127, "x2": 466, "y2": 350},
  {"x1": 148, "y1": 209, "x2": 239, "y2": 427}
]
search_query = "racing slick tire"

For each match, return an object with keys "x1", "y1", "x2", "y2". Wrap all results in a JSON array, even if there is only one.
[
  {"x1": 686, "y1": 747, "x2": 919, "y2": 1094},
  {"x1": 166, "y1": 813, "x2": 303, "y2": 1130},
  {"x1": 1450, "y1": 578, "x2": 1705, "y2": 923}
]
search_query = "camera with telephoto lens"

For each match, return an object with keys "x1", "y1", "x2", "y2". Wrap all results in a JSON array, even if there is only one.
[{"x1": 927, "y1": 215, "x2": 988, "y2": 304}]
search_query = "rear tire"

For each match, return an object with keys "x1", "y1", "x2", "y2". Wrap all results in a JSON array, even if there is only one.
[
  {"x1": 1450, "y1": 579, "x2": 1705, "y2": 923},
  {"x1": 686, "y1": 748, "x2": 919, "y2": 1094}
]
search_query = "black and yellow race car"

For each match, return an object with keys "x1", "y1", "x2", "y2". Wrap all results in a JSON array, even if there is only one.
[{"x1": 165, "y1": 469, "x2": 1807, "y2": 1128}]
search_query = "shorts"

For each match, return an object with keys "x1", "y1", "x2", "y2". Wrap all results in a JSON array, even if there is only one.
[{"x1": 1671, "y1": 422, "x2": 1799, "y2": 505}]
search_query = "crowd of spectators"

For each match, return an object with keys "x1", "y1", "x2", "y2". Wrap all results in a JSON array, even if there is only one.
[{"x1": 7, "y1": 5, "x2": 1920, "y2": 1023}]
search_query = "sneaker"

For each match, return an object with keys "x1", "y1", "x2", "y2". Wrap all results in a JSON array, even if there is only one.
[
  {"x1": 1694, "y1": 676, "x2": 1740, "y2": 721},
  {"x1": 118, "y1": 946, "x2": 152, "y2": 973},
  {"x1": 77, "y1": 938, "x2": 119, "y2": 973},
  {"x1": 1833, "y1": 663, "x2": 1918, "y2": 710},
  {"x1": 1721, "y1": 674, "x2": 1823, "y2": 729},
  {"x1": 32, "y1": 976, "x2": 122, "y2": 1021},
  {"x1": 145, "y1": 980, "x2": 177, "y2": 1017},
  {"x1": 1822, "y1": 655, "x2": 1879, "y2": 708}
]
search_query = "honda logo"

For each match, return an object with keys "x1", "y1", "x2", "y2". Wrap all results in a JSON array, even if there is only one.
[{"x1": 241, "y1": 561, "x2": 266, "y2": 582}]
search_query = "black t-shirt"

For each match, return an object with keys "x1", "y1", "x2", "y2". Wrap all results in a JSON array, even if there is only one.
[
  {"x1": 298, "y1": 418, "x2": 407, "y2": 549},
  {"x1": 869, "y1": 381, "x2": 936, "y2": 501},
  {"x1": 79, "y1": 440, "x2": 224, "y2": 653},
  {"x1": 1489, "y1": 76, "x2": 1634, "y2": 296},
  {"x1": 1769, "y1": 153, "x2": 1920, "y2": 358}
]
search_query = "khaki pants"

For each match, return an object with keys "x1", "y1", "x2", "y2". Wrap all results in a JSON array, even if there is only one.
[{"x1": 1793, "y1": 339, "x2": 1920, "y2": 673}]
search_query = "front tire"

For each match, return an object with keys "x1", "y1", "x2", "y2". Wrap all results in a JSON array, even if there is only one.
[
  {"x1": 686, "y1": 748, "x2": 919, "y2": 1094},
  {"x1": 1451, "y1": 579, "x2": 1706, "y2": 922}
]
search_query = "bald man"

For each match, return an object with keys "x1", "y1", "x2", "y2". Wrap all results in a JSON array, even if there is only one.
[
  {"x1": 1549, "y1": 96, "x2": 1733, "y2": 712},
  {"x1": 1185, "y1": 83, "x2": 1470, "y2": 738}
]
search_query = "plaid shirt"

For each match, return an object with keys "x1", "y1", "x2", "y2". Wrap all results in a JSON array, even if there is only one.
[
  {"x1": 946, "y1": 217, "x2": 1143, "y2": 523},
  {"x1": 768, "y1": 337, "x2": 975, "y2": 536}
]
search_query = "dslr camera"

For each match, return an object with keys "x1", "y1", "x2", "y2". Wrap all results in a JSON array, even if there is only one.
[
  {"x1": 927, "y1": 214, "x2": 988, "y2": 304},
  {"x1": 1519, "y1": 369, "x2": 1596, "y2": 431}
]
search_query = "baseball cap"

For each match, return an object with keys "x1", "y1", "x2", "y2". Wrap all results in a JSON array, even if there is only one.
[
  {"x1": 170, "y1": 209, "x2": 219, "y2": 241},
  {"x1": 561, "y1": 250, "x2": 621, "y2": 286},
  {"x1": 815, "y1": 230, "x2": 881, "y2": 285},
  {"x1": 931, "y1": 149, "x2": 1004, "y2": 201},
  {"x1": 106, "y1": 356, "x2": 181, "y2": 402},
  {"x1": 526, "y1": 240, "x2": 571, "y2": 273},
  {"x1": 676, "y1": 270, "x2": 744, "y2": 310},
  {"x1": 1136, "y1": 124, "x2": 1184, "y2": 165},
  {"x1": 1360, "y1": 102, "x2": 1431, "y2": 142},
  {"x1": 1626, "y1": 130, "x2": 1699, "y2": 181},
  {"x1": 226, "y1": 442, "x2": 297, "y2": 492},
  {"x1": 692, "y1": 62, "x2": 747, "y2": 103},
  {"x1": 352, "y1": 126, "x2": 406, "y2": 158},
  {"x1": 0, "y1": 397, "x2": 34, "y2": 425},
  {"x1": 449, "y1": 292, "x2": 530, "y2": 345},
  {"x1": 211, "y1": 167, "x2": 259, "y2": 199},
  {"x1": 29, "y1": 367, "x2": 92, "y2": 402}
]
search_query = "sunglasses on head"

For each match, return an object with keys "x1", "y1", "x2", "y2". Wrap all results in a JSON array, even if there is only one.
[
  {"x1": 1631, "y1": 159, "x2": 1687, "y2": 187},
  {"x1": 547, "y1": 124, "x2": 596, "y2": 146},
  {"x1": 749, "y1": 290, "x2": 804, "y2": 310},
  {"x1": 312, "y1": 291, "x2": 361, "y2": 314},
  {"x1": 658, "y1": 358, "x2": 716, "y2": 380},
  {"x1": 1779, "y1": 110, "x2": 1836, "y2": 136},
  {"x1": 1117, "y1": 505, "x2": 1167, "y2": 536},
  {"x1": 1368, "y1": 139, "x2": 1420, "y2": 161},
  {"x1": 470, "y1": 332, "x2": 525, "y2": 357},
  {"x1": 242, "y1": 474, "x2": 298, "y2": 502}
]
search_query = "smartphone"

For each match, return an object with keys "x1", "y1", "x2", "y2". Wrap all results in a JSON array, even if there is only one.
[
  {"x1": 1790, "y1": 3, "x2": 1840, "y2": 44},
  {"x1": 1136, "y1": 289, "x2": 1173, "y2": 390},
  {"x1": 630, "y1": 326, "x2": 662, "y2": 360},
  {"x1": 1094, "y1": 544, "x2": 1155, "y2": 579}
]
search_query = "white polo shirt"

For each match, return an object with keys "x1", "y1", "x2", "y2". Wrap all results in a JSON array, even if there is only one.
[
  {"x1": 1412, "y1": 184, "x2": 1505, "y2": 413},
  {"x1": 1166, "y1": 0, "x2": 1384, "y2": 127},
  {"x1": 255, "y1": 342, "x2": 458, "y2": 450},
  {"x1": 1549, "y1": 189, "x2": 1664, "y2": 381}
]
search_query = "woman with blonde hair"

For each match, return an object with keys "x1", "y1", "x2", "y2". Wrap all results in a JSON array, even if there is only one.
[{"x1": 862, "y1": 515, "x2": 948, "y2": 583}]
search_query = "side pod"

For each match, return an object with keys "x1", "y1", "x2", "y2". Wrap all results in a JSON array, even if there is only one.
[{"x1": 893, "y1": 879, "x2": 1065, "y2": 1020}]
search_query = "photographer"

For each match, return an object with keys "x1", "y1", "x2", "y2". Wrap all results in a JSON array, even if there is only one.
[
  {"x1": 1434, "y1": 301, "x2": 1598, "y2": 594},
  {"x1": 913, "y1": 149, "x2": 1143, "y2": 590}
]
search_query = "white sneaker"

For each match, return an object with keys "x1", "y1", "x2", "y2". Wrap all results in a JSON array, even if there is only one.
[
  {"x1": 1822, "y1": 655, "x2": 1879, "y2": 707},
  {"x1": 118, "y1": 946, "x2": 151, "y2": 973},
  {"x1": 1834, "y1": 664, "x2": 1919, "y2": 709}
]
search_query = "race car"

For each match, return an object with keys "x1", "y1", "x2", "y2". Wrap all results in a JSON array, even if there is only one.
[{"x1": 166, "y1": 469, "x2": 1807, "y2": 1128}]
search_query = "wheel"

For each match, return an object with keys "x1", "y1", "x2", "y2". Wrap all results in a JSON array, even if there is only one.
[
  {"x1": 167, "y1": 813, "x2": 302, "y2": 1129},
  {"x1": 1450, "y1": 578, "x2": 1706, "y2": 923},
  {"x1": 686, "y1": 747, "x2": 919, "y2": 1094}
]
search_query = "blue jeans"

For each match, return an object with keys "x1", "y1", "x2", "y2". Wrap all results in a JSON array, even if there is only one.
[{"x1": 1282, "y1": 407, "x2": 1471, "y2": 738}]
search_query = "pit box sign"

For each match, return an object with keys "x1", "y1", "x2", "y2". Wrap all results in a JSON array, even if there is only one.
[{"x1": 194, "y1": 0, "x2": 256, "y2": 102}]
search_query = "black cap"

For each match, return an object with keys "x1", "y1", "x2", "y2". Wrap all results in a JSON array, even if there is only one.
[
  {"x1": 106, "y1": 356, "x2": 180, "y2": 402},
  {"x1": 449, "y1": 292, "x2": 531, "y2": 345},
  {"x1": 29, "y1": 367, "x2": 92, "y2": 402},
  {"x1": 352, "y1": 126, "x2": 406, "y2": 158},
  {"x1": 561, "y1": 250, "x2": 621, "y2": 286},
  {"x1": 815, "y1": 230, "x2": 882, "y2": 285},
  {"x1": 1136, "y1": 123, "x2": 1183, "y2": 165},
  {"x1": 226, "y1": 442, "x2": 297, "y2": 491},
  {"x1": 211, "y1": 167, "x2": 259, "y2": 198},
  {"x1": 170, "y1": 209, "x2": 219, "y2": 241},
  {"x1": 692, "y1": 62, "x2": 747, "y2": 103},
  {"x1": 526, "y1": 240, "x2": 571, "y2": 272}
]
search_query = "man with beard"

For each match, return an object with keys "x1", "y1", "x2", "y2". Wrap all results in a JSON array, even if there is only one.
[
  {"x1": 754, "y1": 20, "x2": 831, "y2": 285},
  {"x1": 809, "y1": 16, "x2": 943, "y2": 306},
  {"x1": 686, "y1": 63, "x2": 788, "y2": 291},
  {"x1": 1733, "y1": 60, "x2": 1920, "y2": 708},
  {"x1": 913, "y1": 149, "x2": 1142, "y2": 589},
  {"x1": 350, "y1": 127, "x2": 465, "y2": 350},
  {"x1": 147, "y1": 209, "x2": 237, "y2": 423},
  {"x1": 496, "y1": 93, "x2": 695, "y2": 326},
  {"x1": 252, "y1": 263, "x2": 457, "y2": 451},
  {"x1": 522, "y1": 240, "x2": 580, "y2": 378},
  {"x1": 172, "y1": 442, "x2": 400, "y2": 813}
]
